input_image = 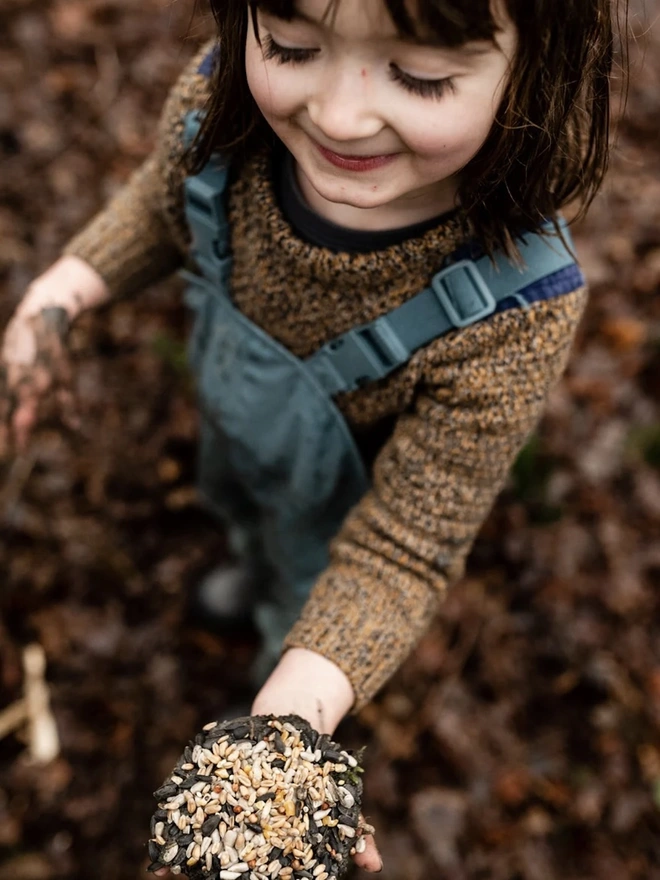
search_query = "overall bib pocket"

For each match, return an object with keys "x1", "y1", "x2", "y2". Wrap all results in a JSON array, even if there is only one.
[{"x1": 189, "y1": 278, "x2": 370, "y2": 516}]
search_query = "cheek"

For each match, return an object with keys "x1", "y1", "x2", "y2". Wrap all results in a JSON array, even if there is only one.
[
  {"x1": 245, "y1": 49, "x2": 298, "y2": 126},
  {"x1": 401, "y1": 102, "x2": 498, "y2": 169},
  {"x1": 245, "y1": 48, "x2": 272, "y2": 118}
]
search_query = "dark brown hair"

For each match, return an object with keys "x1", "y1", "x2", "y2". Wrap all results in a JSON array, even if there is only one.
[{"x1": 192, "y1": 0, "x2": 623, "y2": 257}]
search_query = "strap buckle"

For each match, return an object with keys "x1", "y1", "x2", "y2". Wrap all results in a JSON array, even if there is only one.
[
  {"x1": 431, "y1": 260, "x2": 497, "y2": 328},
  {"x1": 311, "y1": 316, "x2": 410, "y2": 394},
  {"x1": 184, "y1": 167, "x2": 232, "y2": 286}
]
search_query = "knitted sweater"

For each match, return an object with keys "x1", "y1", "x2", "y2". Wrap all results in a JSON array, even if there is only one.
[{"x1": 65, "y1": 42, "x2": 589, "y2": 713}]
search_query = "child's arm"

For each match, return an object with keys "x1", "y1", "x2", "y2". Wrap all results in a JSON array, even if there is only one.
[
  {"x1": 279, "y1": 284, "x2": 590, "y2": 715},
  {"x1": 0, "y1": 42, "x2": 215, "y2": 449},
  {"x1": 59, "y1": 40, "x2": 214, "y2": 301}
]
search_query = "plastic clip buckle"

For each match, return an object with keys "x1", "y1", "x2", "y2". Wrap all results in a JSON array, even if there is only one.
[
  {"x1": 431, "y1": 260, "x2": 497, "y2": 329},
  {"x1": 310, "y1": 317, "x2": 407, "y2": 394}
]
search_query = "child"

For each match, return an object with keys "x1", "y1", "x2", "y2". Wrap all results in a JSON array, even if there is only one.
[{"x1": 1, "y1": 0, "x2": 618, "y2": 869}]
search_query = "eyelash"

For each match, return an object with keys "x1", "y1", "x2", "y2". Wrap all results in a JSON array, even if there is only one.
[
  {"x1": 262, "y1": 35, "x2": 456, "y2": 100},
  {"x1": 263, "y1": 35, "x2": 318, "y2": 65},
  {"x1": 388, "y1": 65, "x2": 456, "y2": 100}
]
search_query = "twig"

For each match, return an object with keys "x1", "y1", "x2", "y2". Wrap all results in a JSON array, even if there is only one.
[{"x1": 22, "y1": 643, "x2": 60, "y2": 763}]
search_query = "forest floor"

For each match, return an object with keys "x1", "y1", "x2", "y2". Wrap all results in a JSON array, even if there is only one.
[{"x1": 1, "y1": 2, "x2": 660, "y2": 879}]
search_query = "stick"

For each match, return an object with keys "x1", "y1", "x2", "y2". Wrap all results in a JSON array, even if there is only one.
[{"x1": 22, "y1": 643, "x2": 60, "y2": 763}]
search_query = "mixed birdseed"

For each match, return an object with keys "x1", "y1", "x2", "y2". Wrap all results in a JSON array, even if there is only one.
[{"x1": 147, "y1": 714, "x2": 371, "y2": 880}]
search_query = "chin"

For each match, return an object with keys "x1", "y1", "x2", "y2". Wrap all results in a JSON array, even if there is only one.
[{"x1": 311, "y1": 177, "x2": 396, "y2": 210}]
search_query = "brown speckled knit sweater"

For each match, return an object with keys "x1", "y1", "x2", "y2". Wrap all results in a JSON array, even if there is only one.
[{"x1": 65, "y1": 43, "x2": 589, "y2": 713}]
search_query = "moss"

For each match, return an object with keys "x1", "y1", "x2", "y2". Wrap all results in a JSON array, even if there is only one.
[
  {"x1": 151, "y1": 332, "x2": 190, "y2": 378},
  {"x1": 511, "y1": 433, "x2": 564, "y2": 525},
  {"x1": 625, "y1": 424, "x2": 660, "y2": 471}
]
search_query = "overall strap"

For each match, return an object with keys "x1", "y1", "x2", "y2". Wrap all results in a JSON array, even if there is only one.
[
  {"x1": 305, "y1": 220, "x2": 581, "y2": 395},
  {"x1": 182, "y1": 110, "x2": 232, "y2": 287},
  {"x1": 180, "y1": 110, "x2": 582, "y2": 397}
]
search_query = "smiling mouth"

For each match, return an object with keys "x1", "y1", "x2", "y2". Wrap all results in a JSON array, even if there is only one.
[{"x1": 314, "y1": 141, "x2": 398, "y2": 172}]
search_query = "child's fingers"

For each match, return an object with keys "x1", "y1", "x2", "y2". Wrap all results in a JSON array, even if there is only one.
[
  {"x1": 353, "y1": 831, "x2": 383, "y2": 873},
  {"x1": 1, "y1": 311, "x2": 77, "y2": 450},
  {"x1": 352, "y1": 813, "x2": 383, "y2": 873},
  {"x1": 10, "y1": 370, "x2": 48, "y2": 451},
  {"x1": 12, "y1": 395, "x2": 38, "y2": 451},
  {"x1": 0, "y1": 368, "x2": 38, "y2": 454}
]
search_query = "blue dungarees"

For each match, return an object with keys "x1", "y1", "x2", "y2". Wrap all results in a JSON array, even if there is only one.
[{"x1": 181, "y1": 103, "x2": 584, "y2": 685}]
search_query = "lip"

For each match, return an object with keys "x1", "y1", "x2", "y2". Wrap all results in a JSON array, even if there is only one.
[{"x1": 314, "y1": 141, "x2": 398, "y2": 172}]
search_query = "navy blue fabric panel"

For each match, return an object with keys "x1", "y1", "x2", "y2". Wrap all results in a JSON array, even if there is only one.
[
  {"x1": 198, "y1": 48, "x2": 218, "y2": 77},
  {"x1": 495, "y1": 264, "x2": 586, "y2": 315},
  {"x1": 446, "y1": 233, "x2": 585, "y2": 316}
]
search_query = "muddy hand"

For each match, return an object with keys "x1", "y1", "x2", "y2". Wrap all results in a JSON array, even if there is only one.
[{"x1": 0, "y1": 306, "x2": 76, "y2": 454}]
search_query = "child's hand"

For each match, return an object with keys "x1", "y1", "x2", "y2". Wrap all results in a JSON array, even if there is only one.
[
  {"x1": 0, "y1": 256, "x2": 108, "y2": 453},
  {"x1": 250, "y1": 648, "x2": 384, "y2": 873},
  {"x1": 150, "y1": 649, "x2": 383, "y2": 879},
  {"x1": 0, "y1": 306, "x2": 74, "y2": 452}
]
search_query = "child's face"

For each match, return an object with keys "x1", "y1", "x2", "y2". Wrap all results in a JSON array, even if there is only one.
[{"x1": 245, "y1": 0, "x2": 517, "y2": 221}]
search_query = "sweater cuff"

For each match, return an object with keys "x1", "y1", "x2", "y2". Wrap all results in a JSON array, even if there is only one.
[
  {"x1": 281, "y1": 561, "x2": 443, "y2": 714},
  {"x1": 63, "y1": 224, "x2": 183, "y2": 301}
]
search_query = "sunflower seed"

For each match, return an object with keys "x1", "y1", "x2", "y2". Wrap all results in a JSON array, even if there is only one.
[
  {"x1": 161, "y1": 843, "x2": 178, "y2": 864},
  {"x1": 337, "y1": 788, "x2": 355, "y2": 809}
]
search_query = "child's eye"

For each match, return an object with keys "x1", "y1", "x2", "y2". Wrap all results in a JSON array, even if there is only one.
[
  {"x1": 263, "y1": 35, "x2": 319, "y2": 65},
  {"x1": 388, "y1": 64, "x2": 456, "y2": 100}
]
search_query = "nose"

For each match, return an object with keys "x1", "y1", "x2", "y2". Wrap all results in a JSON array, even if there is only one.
[{"x1": 306, "y1": 66, "x2": 384, "y2": 145}]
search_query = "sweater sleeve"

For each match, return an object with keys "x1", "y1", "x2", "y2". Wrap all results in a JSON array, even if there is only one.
[
  {"x1": 63, "y1": 41, "x2": 215, "y2": 299},
  {"x1": 281, "y1": 285, "x2": 589, "y2": 713}
]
